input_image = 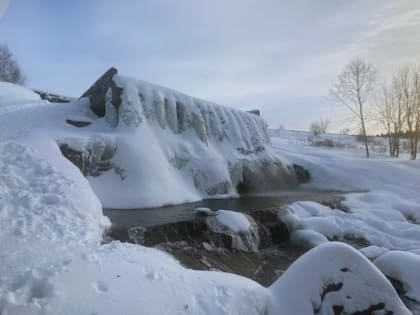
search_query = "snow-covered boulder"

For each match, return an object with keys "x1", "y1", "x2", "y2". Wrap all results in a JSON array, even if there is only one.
[
  {"x1": 207, "y1": 210, "x2": 260, "y2": 252},
  {"x1": 375, "y1": 251, "x2": 420, "y2": 303},
  {"x1": 128, "y1": 209, "x2": 260, "y2": 252},
  {"x1": 268, "y1": 242, "x2": 411, "y2": 315},
  {"x1": 78, "y1": 68, "x2": 297, "y2": 208}
]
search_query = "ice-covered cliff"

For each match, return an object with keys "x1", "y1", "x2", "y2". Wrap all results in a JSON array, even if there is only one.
[{"x1": 60, "y1": 68, "x2": 298, "y2": 208}]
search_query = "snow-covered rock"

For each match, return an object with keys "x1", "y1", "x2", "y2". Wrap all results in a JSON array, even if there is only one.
[
  {"x1": 375, "y1": 251, "x2": 420, "y2": 302},
  {"x1": 281, "y1": 200, "x2": 420, "y2": 251},
  {"x1": 268, "y1": 242, "x2": 411, "y2": 315},
  {"x1": 80, "y1": 69, "x2": 297, "y2": 208},
  {"x1": 207, "y1": 210, "x2": 260, "y2": 252}
]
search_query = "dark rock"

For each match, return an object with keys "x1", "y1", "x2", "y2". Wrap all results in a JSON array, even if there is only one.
[
  {"x1": 59, "y1": 144, "x2": 85, "y2": 172},
  {"x1": 237, "y1": 160, "x2": 297, "y2": 194},
  {"x1": 128, "y1": 219, "x2": 235, "y2": 250},
  {"x1": 245, "y1": 208, "x2": 290, "y2": 245},
  {"x1": 321, "y1": 197, "x2": 349, "y2": 213},
  {"x1": 81, "y1": 67, "x2": 122, "y2": 118},
  {"x1": 58, "y1": 139, "x2": 119, "y2": 177},
  {"x1": 293, "y1": 163, "x2": 312, "y2": 184},
  {"x1": 247, "y1": 109, "x2": 261, "y2": 116},
  {"x1": 33, "y1": 89, "x2": 74, "y2": 103},
  {"x1": 65, "y1": 119, "x2": 92, "y2": 128}
]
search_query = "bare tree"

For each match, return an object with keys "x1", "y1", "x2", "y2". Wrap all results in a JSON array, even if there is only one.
[
  {"x1": 330, "y1": 57, "x2": 377, "y2": 158},
  {"x1": 0, "y1": 45, "x2": 25, "y2": 85},
  {"x1": 395, "y1": 64, "x2": 420, "y2": 160},
  {"x1": 375, "y1": 79, "x2": 404, "y2": 157},
  {"x1": 309, "y1": 118, "x2": 330, "y2": 136}
]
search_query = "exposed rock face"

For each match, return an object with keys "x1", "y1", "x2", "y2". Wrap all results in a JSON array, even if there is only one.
[
  {"x1": 81, "y1": 67, "x2": 122, "y2": 120},
  {"x1": 293, "y1": 163, "x2": 312, "y2": 184},
  {"x1": 247, "y1": 109, "x2": 261, "y2": 116},
  {"x1": 126, "y1": 209, "x2": 290, "y2": 253},
  {"x1": 32, "y1": 89, "x2": 74, "y2": 103},
  {"x1": 58, "y1": 138, "x2": 123, "y2": 178}
]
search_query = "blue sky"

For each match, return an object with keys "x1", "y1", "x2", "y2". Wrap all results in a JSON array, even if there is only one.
[{"x1": 1, "y1": 0, "x2": 420, "y2": 131}]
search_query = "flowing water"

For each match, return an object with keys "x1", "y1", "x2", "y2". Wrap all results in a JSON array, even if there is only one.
[{"x1": 104, "y1": 188, "x2": 344, "y2": 229}]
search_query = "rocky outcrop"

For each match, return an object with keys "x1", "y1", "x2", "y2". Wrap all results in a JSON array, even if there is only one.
[
  {"x1": 58, "y1": 138, "x2": 123, "y2": 178},
  {"x1": 80, "y1": 67, "x2": 122, "y2": 120},
  {"x1": 126, "y1": 208, "x2": 290, "y2": 253},
  {"x1": 32, "y1": 89, "x2": 74, "y2": 103},
  {"x1": 247, "y1": 109, "x2": 261, "y2": 116}
]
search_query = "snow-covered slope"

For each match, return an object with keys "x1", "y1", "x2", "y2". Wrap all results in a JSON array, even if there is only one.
[{"x1": 0, "y1": 81, "x2": 41, "y2": 104}]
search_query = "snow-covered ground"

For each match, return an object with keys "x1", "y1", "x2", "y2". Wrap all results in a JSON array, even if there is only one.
[
  {"x1": 0, "y1": 82, "x2": 418, "y2": 314},
  {"x1": 271, "y1": 129, "x2": 420, "y2": 309}
]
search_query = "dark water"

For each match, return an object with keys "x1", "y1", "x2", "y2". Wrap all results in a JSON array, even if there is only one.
[{"x1": 104, "y1": 188, "x2": 344, "y2": 229}]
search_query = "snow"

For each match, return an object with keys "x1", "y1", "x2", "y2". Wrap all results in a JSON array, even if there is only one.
[
  {"x1": 359, "y1": 245, "x2": 390, "y2": 260},
  {"x1": 375, "y1": 251, "x2": 420, "y2": 302},
  {"x1": 269, "y1": 242, "x2": 410, "y2": 314},
  {"x1": 270, "y1": 131, "x2": 420, "y2": 251},
  {"x1": 206, "y1": 210, "x2": 260, "y2": 252},
  {"x1": 214, "y1": 209, "x2": 251, "y2": 233},
  {"x1": 0, "y1": 82, "x2": 419, "y2": 314},
  {"x1": 86, "y1": 74, "x2": 294, "y2": 208},
  {"x1": 0, "y1": 81, "x2": 40, "y2": 104},
  {"x1": 0, "y1": 76, "x2": 295, "y2": 209}
]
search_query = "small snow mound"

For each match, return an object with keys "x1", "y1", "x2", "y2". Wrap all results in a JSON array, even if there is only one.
[
  {"x1": 215, "y1": 210, "x2": 251, "y2": 233},
  {"x1": 375, "y1": 251, "x2": 420, "y2": 302},
  {"x1": 291, "y1": 229, "x2": 329, "y2": 247},
  {"x1": 206, "y1": 210, "x2": 260, "y2": 252},
  {"x1": 194, "y1": 207, "x2": 215, "y2": 216}
]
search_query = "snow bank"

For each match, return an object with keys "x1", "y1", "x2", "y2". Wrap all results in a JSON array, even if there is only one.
[
  {"x1": 271, "y1": 134, "x2": 420, "y2": 252},
  {"x1": 0, "y1": 141, "x2": 109, "y2": 313},
  {"x1": 269, "y1": 242, "x2": 410, "y2": 315},
  {"x1": 0, "y1": 81, "x2": 40, "y2": 104},
  {"x1": 0, "y1": 139, "x2": 268, "y2": 315},
  {"x1": 375, "y1": 251, "x2": 420, "y2": 302}
]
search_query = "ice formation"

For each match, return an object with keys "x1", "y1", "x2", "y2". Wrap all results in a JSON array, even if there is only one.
[{"x1": 78, "y1": 69, "x2": 296, "y2": 208}]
